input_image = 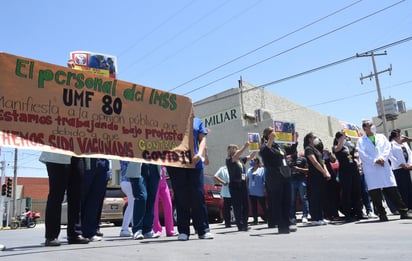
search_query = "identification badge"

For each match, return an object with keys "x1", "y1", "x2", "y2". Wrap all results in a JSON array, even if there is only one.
[
  {"x1": 282, "y1": 159, "x2": 287, "y2": 166},
  {"x1": 241, "y1": 173, "x2": 246, "y2": 180}
]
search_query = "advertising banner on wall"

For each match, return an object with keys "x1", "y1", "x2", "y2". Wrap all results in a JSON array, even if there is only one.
[{"x1": 0, "y1": 53, "x2": 195, "y2": 168}]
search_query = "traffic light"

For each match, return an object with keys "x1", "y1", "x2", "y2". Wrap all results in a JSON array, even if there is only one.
[
  {"x1": 1, "y1": 184, "x2": 6, "y2": 196},
  {"x1": 6, "y1": 177, "x2": 12, "y2": 197}
]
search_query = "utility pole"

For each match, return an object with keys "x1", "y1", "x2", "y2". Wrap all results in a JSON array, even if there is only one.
[
  {"x1": 358, "y1": 51, "x2": 392, "y2": 137},
  {"x1": 12, "y1": 148, "x2": 17, "y2": 218}
]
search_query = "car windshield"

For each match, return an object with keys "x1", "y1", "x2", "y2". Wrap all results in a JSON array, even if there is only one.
[{"x1": 204, "y1": 175, "x2": 221, "y2": 186}]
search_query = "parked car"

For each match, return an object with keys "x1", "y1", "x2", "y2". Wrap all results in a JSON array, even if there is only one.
[
  {"x1": 61, "y1": 186, "x2": 127, "y2": 226},
  {"x1": 123, "y1": 173, "x2": 224, "y2": 224}
]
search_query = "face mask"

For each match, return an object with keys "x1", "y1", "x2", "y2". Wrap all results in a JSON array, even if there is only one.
[
  {"x1": 370, "y1": 125, "x2": 376, "y2": 135},
  {"x1": 344, "y1": 140, "x2": 352, "y2": 147},
  {"x1": 313, "y1": 137, "x2": 320, "y2": 146},
  {"x1": 249, "y1": 161, "x2": 255, "y2": 167}
]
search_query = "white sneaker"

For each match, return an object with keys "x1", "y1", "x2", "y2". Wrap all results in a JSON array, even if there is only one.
[
  {"x1": 311, "y1": 220, "x2": 327, "y2": 226},
  {"x1": 133, "y1": 230, "x2": 144, "y2": 240},
  {"x1": 144, "y1": 230, "x2": 160, "y2": 239},
  {"x1": 88, "y1": 235, "x2": 103, "y2": 242},
  {"x1": 367, "y1": 212, "x2": 378, "y2": 219},
  {"x1": 177, "y1": 233, "x2": 189, "y2": 241},
  {"x1": 120, "y1": 229, "x2": 132, "y2": 237},
  {"x1": 302, "y1": 217, "x2": 308, "y2": 223},
  {"x1": 198, "y1": 232, "x2": 214, "y2": 239}
]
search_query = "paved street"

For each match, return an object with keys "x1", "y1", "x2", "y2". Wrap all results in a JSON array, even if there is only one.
[{"x1": 1, "y1": 214, "x2": 411, "y2": 261}]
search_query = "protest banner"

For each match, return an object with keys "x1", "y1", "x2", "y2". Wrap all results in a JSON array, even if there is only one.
[
  {"x1": 340, "y1": 121, "x2": 362, "y2": 138},
  {"x1": 273, "y1": 120, "x2": 296, "y2": 144},
  {"x1": 70, "y1": 51, "x2": 117, "y2": 79},
  {"x1": 248, "y1": 132, "x2": 260, "y2": 152},
  {"x1": 0, "y1": 53, "x2": 194, "y2": 168}
]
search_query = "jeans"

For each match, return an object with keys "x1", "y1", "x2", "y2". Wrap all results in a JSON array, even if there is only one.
[
  {"x1": 81, "y1": 159, "x2": 108, "y2": 238},
  {"x1": 130, "y1": 164, "x2": 160, "y2": 234},
  {"x1": 290, "y1": 176, "x2": 309, "y2": 219},
  {"x1": 167, "y1": 166, "x2": 210, "y2": 237}
]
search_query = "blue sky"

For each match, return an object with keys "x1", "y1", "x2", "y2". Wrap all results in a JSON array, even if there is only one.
[{"x1": 1, "y1": 0, "x2": 412, "y2": 177}]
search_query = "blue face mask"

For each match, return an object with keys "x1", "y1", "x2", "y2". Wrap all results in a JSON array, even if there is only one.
[{"x1": 249, "y1": 161, "x2": 255, "y2": 167}]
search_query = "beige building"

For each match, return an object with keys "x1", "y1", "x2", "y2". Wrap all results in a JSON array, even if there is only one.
[{"x1": 194, "y1": 80, "x2": 344, "y2": 175}]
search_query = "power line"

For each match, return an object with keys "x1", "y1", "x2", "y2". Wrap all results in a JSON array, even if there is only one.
[
  {"x1": 184, "y1": 0, "x2": 405, "y2": 96},
  {"x1": 117, "y1": 0, "x2": 198, "y2": 58},
  {"x1": 140, "y1": 0, "x2": 264, "y2": 78},
  {"x1": 170, "y1": 0, "x2": 365, "y2": 92},
  {"x1": 121, "y1": 0, "x2": 233, "y2": 75},
  {"x1": 259, "y1": 36, "x2": 412, "y2": 88}
]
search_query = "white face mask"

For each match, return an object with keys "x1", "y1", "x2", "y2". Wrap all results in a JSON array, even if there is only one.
[
  {"x1": 370, "y1": 125, "x2": 377, "y2": 135},
  {"x1": 344, "y1": 140, "x2": 352, "y2": 147},
  {"x1": 313, "y1": 137, "x2": 320, "y2": 146}
]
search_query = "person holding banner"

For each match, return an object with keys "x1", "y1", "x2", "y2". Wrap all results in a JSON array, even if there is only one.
[
  {"x1": 226, "y1": 142, "x2": 255, "y2": 231},
  {"x1": 333, "y1": 131, "x2": 366, "y2": 222},
  {"x1": 259, "y1": 127, "x2": 294, "y2": 233},
  {"x1": 166, "y1": 117, "x2": 214, "y2": 241},
  {"x1": 39, "y1": 152, "x2": 89, "y2": 246}
]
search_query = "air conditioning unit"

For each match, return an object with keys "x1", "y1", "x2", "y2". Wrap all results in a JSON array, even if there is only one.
[{"x1": 254, "y1": 109, "x2": 273, "y2": 122}]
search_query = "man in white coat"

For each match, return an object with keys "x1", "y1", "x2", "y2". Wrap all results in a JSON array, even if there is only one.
[{"x1": 357, "y1": 120, "x2": 412, "y2": 221}]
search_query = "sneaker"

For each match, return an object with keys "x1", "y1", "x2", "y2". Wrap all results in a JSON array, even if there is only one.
[
  {"x1": 0, "y1": 244, "x2": 5, "y2": 251},
  {"x1": 96, "y1": 230, "x2": 104, "y2": 237},
  {"x1": 166, "y1": 231, "x2": 178, "y2": 237},
  {"x1": 311, "y1": 220, "x2": 327, "y2": 226},
  {"x1": 177, "y1": 233, "x2": 189, "y2": 241},
  {"x1": 290, "y1": 218, "x2": 297, "y2": 225},
  {"x1": 45, "y1": 238, "x2": 61, "y2": 247},
  {"x1": 144, "y1": 230, "x2": 160, "y2": 239},
  {"x1": 322, "y1": 219, "x2": 330, "y2": 224},
  {"x1": 379, "y1": 215, "x2": 389, "y2": 222},
  {"x1": 198, "y1": 232, "x2": 214, "y2": 239},
  {"x1": 301, "y1": 217, "x2": 308, "y2": 223},
  {"x1": 133, "y1": 230, "x2": 144, "y2": 240},
  {"x1": 289, "y1": 225, "x2": 297, "y2": 232},
  {"x1": 367, "y1": 212, "x2": 378, "y2": 219},
  {"x1": 67, "y1": 235, "x2": 89, "y2": 244},
  {"x1": 120, "y1": 229, "x2": 132, "y2": 237},
  {"x1": 400, "y1": 211, "x2": 412, "y2": 219},
  {"x1": 88, "y1": 235, "x2": 103, "y2": 242}
]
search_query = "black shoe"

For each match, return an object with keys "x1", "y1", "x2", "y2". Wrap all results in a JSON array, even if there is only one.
[
  {"x1": 379, "y1": 215, "x2": 389, "y2": 222},
  {"x1": 45, "y1": 238, "x2": 61, "y2": 247},
  {"x1": 96, "y1": 230, "x2": 104, "y2": 237},
  {"x1": 357, "y1": 214, "x2": 369, "y2": 220},
  {"x1": 68, "y1": 235, "x2": 89, "y2": 244},
  {"x1": 400, "y1": 211, "x2": 412, "y2": 219},
  {"x1": 238, "y1": 226, "x2": 251, "y2": 231},
  {"x1": 278, "y1": 228, "x2": 290, "y2": 234}
]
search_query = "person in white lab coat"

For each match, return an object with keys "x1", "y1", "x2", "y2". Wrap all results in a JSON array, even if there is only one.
[{"x1": 357, "y1": 120, "x2": 412, "y2": 221}]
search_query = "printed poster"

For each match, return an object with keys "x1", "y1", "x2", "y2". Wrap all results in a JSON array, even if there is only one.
[
  {"x1": 0, "y1": 52, "x2": 195, "y2": 168},
  {"x1": 248, "y1": 132, "x2": 260, "y2": 152},
  {"x1": 70, "y1": 51, "x2": 117, "y2": 79},
  {"x1": 273, "y1": 120, "x2": 296, "y2": 144},
  {"x1": 340, "y1": 121, "x2": 362, "y2": 138}
]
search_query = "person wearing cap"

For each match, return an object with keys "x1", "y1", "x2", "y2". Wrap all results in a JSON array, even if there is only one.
[{"x1": 357, "y1": 120, "x2": 412, "y2": 221}]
